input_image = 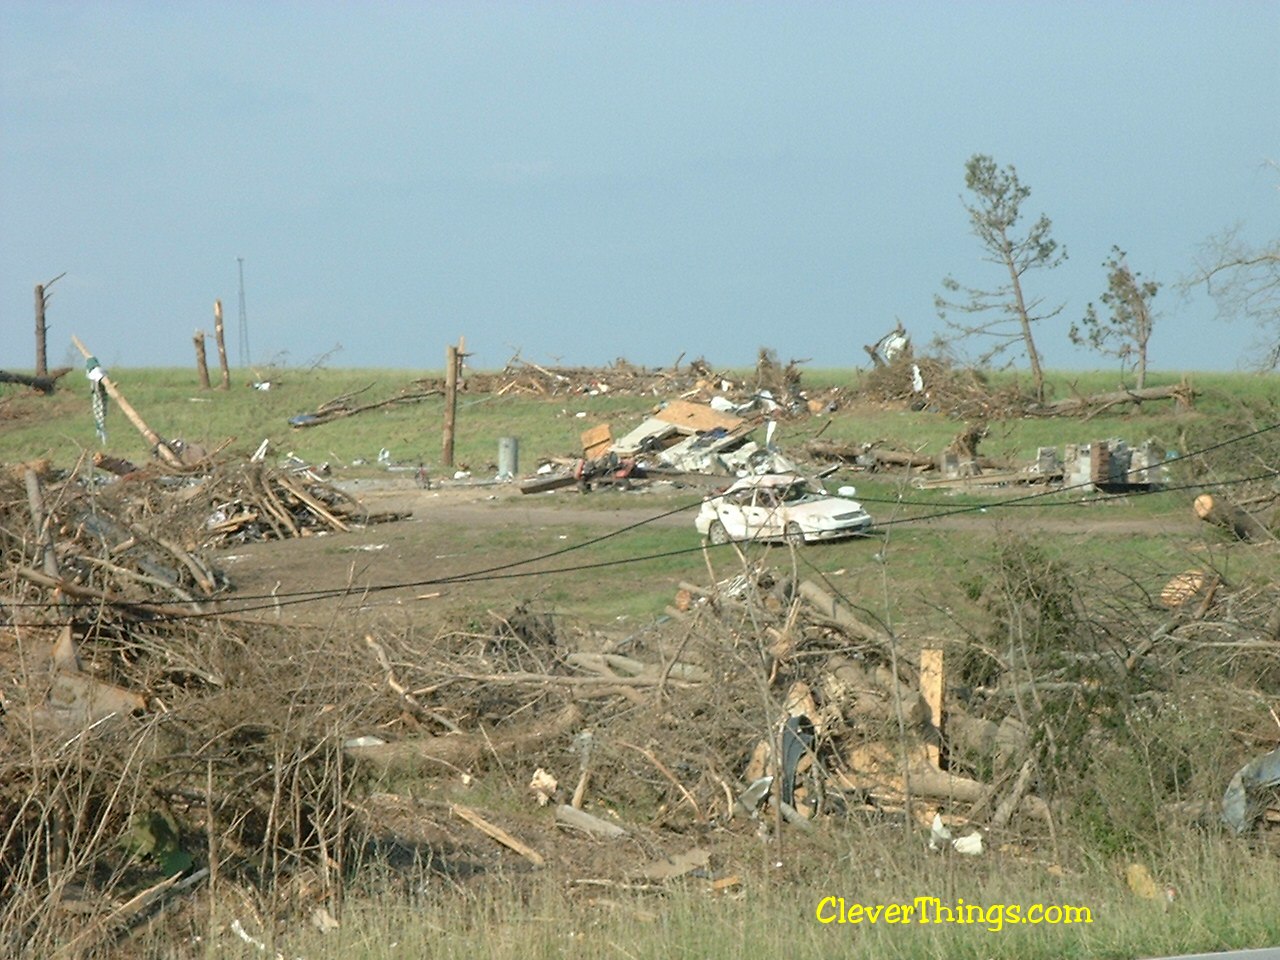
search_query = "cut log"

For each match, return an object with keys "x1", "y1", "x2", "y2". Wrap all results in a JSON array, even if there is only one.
[
  {"x1": 1194, "y1": 493, "x2": 1271, "y2": 542},
  {"x1": 798, "y1": 580, "x2": 885, "y2": 642}
]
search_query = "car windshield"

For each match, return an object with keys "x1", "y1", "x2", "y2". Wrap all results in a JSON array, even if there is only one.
[{"x1": 779, "y1": 480, "x2": 817, "y2": 503}]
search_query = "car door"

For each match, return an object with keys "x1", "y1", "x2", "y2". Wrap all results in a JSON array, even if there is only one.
[
  {"x1": 744, "y1": 487, "x2": 784, "y2": 540},
  {"x1": 715, "y1": 488, "x2": 754, "y2": 539}
]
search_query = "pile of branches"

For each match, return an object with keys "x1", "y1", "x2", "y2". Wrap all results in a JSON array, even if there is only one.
[
  {"x1": 4, "y1": 507, "x2": 1279, "y2": 954},
  {"x1": 858, "y1": 354, "x2": 1029, "y2": 420},
  {"x1": 411, "y1": 351, "x2": 848, "y2": 417},
  {"x1": 0, "y1": 617, "x2": 385, "y2": 957},
  {"x1": 1, "y1": 465, "x2": 226, "y2": 617}
]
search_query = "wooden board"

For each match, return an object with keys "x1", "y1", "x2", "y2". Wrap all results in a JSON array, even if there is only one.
[
  {"x1": 581, "y1": 424, "x2": 613, "y2": 459},
  {"x1": 653, "y1": 399, "x2": 743, "y2": 433}
]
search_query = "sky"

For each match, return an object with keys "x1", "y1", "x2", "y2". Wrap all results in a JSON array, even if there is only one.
[{"x1": 2, "y1": 1, "x2": 1277, "y2": 376}]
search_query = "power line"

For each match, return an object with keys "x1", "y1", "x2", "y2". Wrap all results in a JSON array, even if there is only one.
[{"x1": 5, "y1": 422, "x2": 1278, "y2": 618}]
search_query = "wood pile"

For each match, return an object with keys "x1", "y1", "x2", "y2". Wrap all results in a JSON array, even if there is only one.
[{"x1": 0, "y1": 462, "x2": 404, "y2": 624}]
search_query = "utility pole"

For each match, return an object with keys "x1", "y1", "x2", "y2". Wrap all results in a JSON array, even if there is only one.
[
  {"x1": 236, "y1": 256, "x2": 251, "y2": 368},
  {"x1": 441, "y1": 337, "x2": 466, "y2": 469}
]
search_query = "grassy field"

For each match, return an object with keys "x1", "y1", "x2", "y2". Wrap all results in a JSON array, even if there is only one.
[{"x1": 3, "y1": 364, "x2": 1274, "y2": 476}]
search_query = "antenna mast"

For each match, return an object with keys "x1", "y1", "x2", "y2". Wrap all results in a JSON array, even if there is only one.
[{"x1": 236, "y1": 256, "x2": 251, "y2": 368}]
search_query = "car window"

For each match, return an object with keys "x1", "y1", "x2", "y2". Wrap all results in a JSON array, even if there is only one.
[{"x1": 780, "y1": 481, "x2": 813, "y2": 503}]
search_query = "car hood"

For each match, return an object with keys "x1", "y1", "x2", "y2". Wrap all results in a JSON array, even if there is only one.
[{"x1": 785, "y1": 497, "x2": 869, "y2": 521}]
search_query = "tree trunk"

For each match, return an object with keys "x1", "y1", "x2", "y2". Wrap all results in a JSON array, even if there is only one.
[
  {"x1": 1004, "y1": 244, "x2": 1045, "y2": 403},
  {"x1": 1194, "y1": 493, "x2": 1271, "y2": 542},
  {"x1": 193, "y1": 330, "x2": 211, "y2": 389},
  {"x1": 1041, "y1": 382, "x2": 1195, "y2": 415},
  {"x1": 213, "y1": 300, "x2": 230, "y2": 390},
  {"x1": 34, "y1": 283, "x2": 48, "y2": 378}
]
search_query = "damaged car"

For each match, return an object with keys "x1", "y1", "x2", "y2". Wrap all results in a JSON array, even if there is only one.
[{"x1": 695, "y1": 473, "x2": 873, "y2": 546}]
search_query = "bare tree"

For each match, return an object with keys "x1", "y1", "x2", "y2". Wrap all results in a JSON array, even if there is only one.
[
  {"x1": 33, "y1": 272, "x2": 66, "y2": 378},
  {"x1": 935, "y1": 155, "x2": 1066, "y2": 403},
  {"x1": 1184, "y1": 224, "x2": 1280, "y2": 370},
  {"x1": 1070, "y1": 247, "x2": 1158, "y2": 389}
]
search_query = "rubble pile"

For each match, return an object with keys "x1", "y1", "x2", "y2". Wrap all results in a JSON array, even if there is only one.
[{"x1": 411, "y1": 352, "x2": 848, "y2": 417}]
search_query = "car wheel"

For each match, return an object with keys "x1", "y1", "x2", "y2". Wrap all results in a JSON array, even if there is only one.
[
  {"x1": 708, "y1": 521, "x2": 730, "y2": 545},
  {"x1": 784, "y1": 522, "x2": 807, "y2": 547}
]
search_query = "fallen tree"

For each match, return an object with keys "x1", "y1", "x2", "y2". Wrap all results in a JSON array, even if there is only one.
[
  {"x1": 1034, "y1": 381, "x2": 1197, "y2": 416},
  {"x1": 0, "y1": 367, "x2": 72, "y2": 395}
]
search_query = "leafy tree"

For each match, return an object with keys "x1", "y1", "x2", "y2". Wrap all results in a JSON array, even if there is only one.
[
  {"x1": 1070, "y1": 247, "x2": 1158, "y2": 389},
  {"x1": 935, "y1": 154, "x2": 1066, "y2": 403}
]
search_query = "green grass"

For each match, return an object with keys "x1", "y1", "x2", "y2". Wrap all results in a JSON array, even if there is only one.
[{"x1": 5, "y1": 365, "x2": 1272, "y2": 478}]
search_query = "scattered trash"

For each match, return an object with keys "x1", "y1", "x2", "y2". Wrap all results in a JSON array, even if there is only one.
[
  {"x1": 529, "y1": 768, "x2": 559, "y2": 806},
  {"x1": 1222, "y1": 746, "x2": 1280, "y2": 834},
  {"x1": 929, "y1": 812, "x2": 952, "y2": 851}
]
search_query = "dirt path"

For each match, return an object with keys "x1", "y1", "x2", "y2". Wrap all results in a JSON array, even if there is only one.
[{"x1": 212, "y1": 478, "x2": 1199, "y2": 628}]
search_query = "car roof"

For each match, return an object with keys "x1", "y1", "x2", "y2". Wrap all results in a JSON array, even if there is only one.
[{"x1": 726, "y1": 473, "x2": 804, "y2": 491}]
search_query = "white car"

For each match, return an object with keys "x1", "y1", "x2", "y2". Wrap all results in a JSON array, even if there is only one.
[{"x1": 695, "y1": 474, "x2": 873, "y2": 546}]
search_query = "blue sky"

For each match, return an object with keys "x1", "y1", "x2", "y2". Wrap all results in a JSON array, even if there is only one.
[{"x1": 2, "y1": 1, "x2": 1277, "y2": 374}]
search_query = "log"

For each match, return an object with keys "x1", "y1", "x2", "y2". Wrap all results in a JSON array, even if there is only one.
[
  {"x1": 798, "y1": 580, "x2": 885, "y2": 642},
  {"x1": 1041, "y1": 382, "x2": 1196, "y2": 415},
  {"x1": 1194, "y1": 493, "x2": 1271, "y2": 542},
  {"x1": 0, "y1": 367, "x2": 72, "y2": 394}
]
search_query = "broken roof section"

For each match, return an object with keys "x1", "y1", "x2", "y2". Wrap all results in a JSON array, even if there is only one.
[{"x1": 610, "y1": 400, "x2": 796, "y2": 476}]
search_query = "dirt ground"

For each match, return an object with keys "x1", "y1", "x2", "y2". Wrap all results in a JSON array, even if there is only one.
[{"x1": 215, "y1": 476, "x2": 1202, "y2": 628}]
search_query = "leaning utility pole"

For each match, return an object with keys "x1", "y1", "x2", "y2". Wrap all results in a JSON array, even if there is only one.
[{"x1": 70, "y1": 335, "x2": 183, "y2": 467}]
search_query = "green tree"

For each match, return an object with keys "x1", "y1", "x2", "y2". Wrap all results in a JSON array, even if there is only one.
[
  {"x1": 935, "y1": 154, "x2": 1066, "y2": 403},
  {"x1": 1070, "y1": 247, "x2": 1158, "y2": 389}
]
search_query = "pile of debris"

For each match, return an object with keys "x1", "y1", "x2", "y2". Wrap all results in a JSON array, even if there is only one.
[
  {"x1": 3, "y1": 513, "x2": 1279, "y2": 954},
  {"x1": 0, "y1": 459, "x2": 407, "y2": 622}
]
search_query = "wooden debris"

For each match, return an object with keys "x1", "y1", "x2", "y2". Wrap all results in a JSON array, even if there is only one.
[
  {"x1": 451, "y1": 804, "x2": 545, "y2": 866},
  {"x1": 1038, "y1": 380, "x2": 1197, "y2": 416},
  {"x1": 637, "y1": 848, "x2": 710, "y2": 881},
  {"x1": 555, "y1": 805, "x2": 628, "y2": 838},
  {"x1": 0, "y1": 366, "x2": 72, "y2": 395}
]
